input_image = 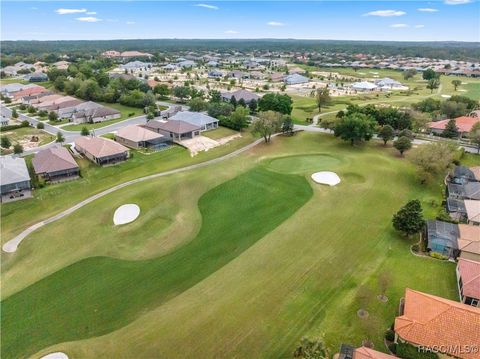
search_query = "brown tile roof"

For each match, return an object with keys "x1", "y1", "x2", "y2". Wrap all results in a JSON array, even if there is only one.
[
  {"x1": 354, "y1": 347, "x2": 395, "y2": 359},
  {"x1": 145, "y1": 119, "x2": 200, "y2": 134},
  {"x1": 464, "y1": 200, "x2": 480, "y2": 223},
  {"x1": 75, "y1": 136, "x2": 128, "y2": 158},
  {"x1": 471, "y1": 167, "x2": 480, "y2": 181},
  {"x1": 13, "y1": 86, "x2": 47, "y2": 99},
  {"x1": 458, "y1": 224, "x2": 480, "y2": 255},
  {"x1": 32, "y1": 146, "x2": 78, "y2": 175},
  {"x1": 116, "y1": 125, "x2": 163, "y2": 142},
  {"x1": 457, "y1": 258, "x2": 480, "y2": 300},
  {"x1": 395, "y1": 288, "x2": 480, "y2": 359},
  {"x1": 428, "y1": 117, "x2": 480, "y2": 133}
]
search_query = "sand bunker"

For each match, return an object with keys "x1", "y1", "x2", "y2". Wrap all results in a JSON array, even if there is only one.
[
  {"x1": 311, "y1": 172, "x2": 341, "y2": 186},
  {"x1": 113, "y1": 204, "x2": 140, "y2": 225},
  {"x1": 40, "y1": 353, "x2": 69, "y2": 359}
]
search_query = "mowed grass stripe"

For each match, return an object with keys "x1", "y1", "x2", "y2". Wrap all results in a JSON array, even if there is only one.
[{"x1": 1, "y1": 168, "x2": 313, "y2": 359}]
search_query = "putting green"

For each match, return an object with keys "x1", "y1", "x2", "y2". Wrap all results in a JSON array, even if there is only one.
[
  {"x1": 1, "y1": 167, "x2": 313, "y2": 359},
  {"x1": 267, "y1": 154, "x2": 342, "y2": 175}
]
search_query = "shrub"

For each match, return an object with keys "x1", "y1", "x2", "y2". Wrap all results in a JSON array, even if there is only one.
[
  {"x1": 0, "y1": 121, "x2": 30, "y2": 132},
  {"x1": 396, "y1": 342, "x2": 438, "y2": 359},
  {"x1": 388, "y1": 343, "x2": 397, "y2": 354},
  {"x1": 385, "y1": 329, "x2": 395, "y2": 342},
  {"x1": 36, "y1": 122, "x2": 45, "y2": 129},
  {"x1": 429, "y1": 252, "x2": 448, "y2": 260},
  {"x1": 411, "y1": 244, "x2": 419, "y2": 253}
]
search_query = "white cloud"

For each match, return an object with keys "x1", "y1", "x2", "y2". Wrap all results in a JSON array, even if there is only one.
[
  {"x1": 390, "y1": 23, "x2": 409, "y2": 28},
  {"x1": 267, "y1": 21, "x2": 285, "y2": 26},
  {"x1": 195, "y1": 4, "x2": 219, "y2": 10},
  {"x1": 56, "y1": 8, "x2": 87, "y2": 15},
  {"x1": 444, "y1": 0, "x2": 471, "y2": 4},
  {"x1": 126, "y1": 21, "x2": 136, "y2": 25},
  {"x1": 415, "y1": 24, "x2": 425, "y2": 28},
  {"x1": 417, "y1": 8, "x2": 439, "y2": 12},
  {"x1": 225, "y1": 30, "x2": 239, "y2": 34},
  {"x1": 76, "y1": 17, "x2": 102, "y2": 22},
  {"x1": 86, "y1": 11, "x2": 97, "y2": 15},
  {"x1": 364, "y1": 10, "x2": 406, "y2": 17}
]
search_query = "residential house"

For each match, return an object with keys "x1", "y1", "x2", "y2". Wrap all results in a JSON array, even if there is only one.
[
  {"x1": 36, "y1": 96, "x2": 79, "y2": 110},
  {"x1": 428, "y1": 116, "x2": 480, "y2": 137},
  {"x1": 52, "y1": 61, "x2": 70, "y2": 70},
  {"x1": 456, "y1": 258, "x2": 480, "y2": 307},
  {"x1": 25, "y1": 72, "x2": 48, "y2": 82},
  {"x1": 75, "y1": 136, "x2": 129, "y2": 166},
  {"x1": 32, "y1": 146, "x2": 79, "y2": 182},
  {"x1": 450, "y1": 166, "x2": 479, "y2": 185},
  {"x1": 447, "y1": 197, "x2": 467, "y2": 221},
  {"x1": 43, "y1": 98, "x2": 84, "y2": 113},
  {"x1": 394, "y1": 288, "x2": 480, "y2": 359},
  {"x1": 337, "y1": 344, "x2": 395, "y2": 359},
  {"x1": 425, "y1": 220, "x2": 459, "y2": 258},
  {"x1": 228, "y1": 70, "x2": 249, "y2": 79},
  {"x1": 115, "y1": 124, "x2": 166, "y2": 149},
  {"x1": 270, "y1": 72, "x2": 285, "y2": 82},
  {"x1": 352, "y1": 81, "x2": 378, "y2": 91},
  {"x1": 464, "y1": 200, "x2": 480, "y2": 225},
  {"x1": 163, "y1": 64, "x2": 178, "y2": 71},
  {"x1": 27, "y1": 94, "x2": 63, "y2": 106},
  {"x1": 70, "y1": 102, "x2": 121, "y2": 124},
  {"x1": 12, "y1": 86, "x2": 48, "y2": 101},
  {"x1": 448, "y1": 182, "x2": 480, "y2": 200},
  {"x1": 144, "y1": 120, "x2": 201, "y2": 141},
  {"x1": 0, "y1": 83, "x2": 38, "y2": 96},
  {"x1": 458, "y1": 224, "x2": 480, "y2": 262},
  {"x1": 375, "y1": 77, "x2": 406, "y2": 90},
  {"x1": 1, "y1": 106, "x2": 12, "y2": 126},
  {"x1": 221, "y1": 89, "x2": 260, "y2": 104},
  {"x1": 169, "y1": 111, "x2": 218, "y2": 131},
  {"x1": 284, "y1": 74, "x2": 309, "y2": 85},
  {"x1": 177, "y1": 60, "x2": 196, "y2": 68},
  {"x1": 206, "y1": 60, "x2": 219, "y2": 67},
  {"x1": 120, "y1": 61, "x2": 151, "y2": 71},
  {"x1": 0, "y1": 156, "x2": 32, "y2": 202},
  {"x1": 208, "y1": 70, "x2": 224, "y2": 79}
]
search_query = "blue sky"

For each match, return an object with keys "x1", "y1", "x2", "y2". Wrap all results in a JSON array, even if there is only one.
[{"x1": 2, "y1": 1, "x2": 479, "y2": 41}]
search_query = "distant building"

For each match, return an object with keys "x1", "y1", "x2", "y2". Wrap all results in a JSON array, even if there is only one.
[
  {"x1": 115, "y1": 124, "x2": 166, "y2": 149},
  {"x1": 428, "y1": 116, "x2": 480, "y2": 137},
  {"x1": 221, "y1": 89, "x2": 260, "y2": 104},
  {"x1": 144, "y1": 119, "x2": 201, "y2": 141},
  {"x1": 25, "y1": 72, "x2": 48, "y2": 82},
  {"x1": 284, "y1": 73, "x2": 309, "y2": 85},
  {"x1": 0, "y1": 156, "x2": 32, "y2": 203},
  {"x1": 169, "y1": 111, "x2": 218, "y2": 131},
  {"x1": 75, "y1": 136, "x2": 129, "y2": 166},
  {"x1": 32, "y1": 146, "x2": 80, "y2": 182},
  {"x1": 351, "y1": 81, "x2": 377, "y2": 91}
]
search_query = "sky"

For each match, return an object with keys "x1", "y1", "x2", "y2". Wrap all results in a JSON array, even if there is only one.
[{"x1": 1, "y1": 1, "x2": 479, "y2": 42}]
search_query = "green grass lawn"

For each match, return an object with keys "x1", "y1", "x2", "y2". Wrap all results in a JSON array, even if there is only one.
[
  {"x1": 1, "y1": 133, "x2": 461, "y2": 359},
  {"x1": 202, "y1": 126, "x2": 239, "y2": 140}
]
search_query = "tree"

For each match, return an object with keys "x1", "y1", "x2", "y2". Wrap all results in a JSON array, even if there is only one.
[
  {"x1": 228, "y1": 106, "x2": 250, "y2": 131},
  {"x1": 422, "y1": 68, "x2": 437, "y2": 81},
  {"x1": 442, "y1": 119, "x2": 459, "y2": 138},
  {"x1": 54, "y1": 76, "x2": 67, "y2": 91},
  {"x1": 208, "y1": 89, "x2": 222, "y2": 103},
  {"x1": 282, "y1": 115, "x2": 294, "y2": 136},
  {"x1": 146, "y1": 112, "x2": 155, "y2": 120},
  {"x1": 426, "y1": 78, "x2": 440, "y2": 94},
  {"x1": 1, "y1": 136, "x2": 11, "y2": 149},
  {"x1": 315, "y1": 88, "x2": 331, "y2": 113},
  {"x1": 451, "y1": 79, "x2": 462, "y2": 91},
  {"x1": 188, "y1": 97, "x2": 208, "y2": 112},
  {"x1": 469, "y1": 122, "x2": 480, "y2": 154},
  {"x1": 56, "y1": 131, "x2": 65, "y2": 143},
  {"x1": 251, "y1": 111, "x2": 283, "y2": 143},
  {"x1": 153, "y1": 84, "x2": 170, "y2": 99},
  {"x1": 36, "y1": 122, "x2": 45, "y2": 129},
  {"x1": 13, "y1": 143, "x2": 23, "y2": 154},
  {"x1": 229, "y1": 95, "x2": 237, "y2": 109},
  {"x1": 398, "y1": 129, "x2": 414, "y2": 140},
  {"x1": 208, "y1": 102, "x2": 234, "y2": 119},
  {"x1": 393, "y1": 136, "x2": 412, "y2": 156},
  {"x1": 172, "y1": 86, "x2": 191, "y2": 103},
  {"x1": 48, "y1": 111, "x2": 58, "y2": 122},
  {"x1": 392, "y1": 200, "x2": 424, "y2": 237},
  {"x1": 11, "y1": 108, "x2": 18, "y2": 119},
  {"x1": 80, "y1": 127, "x2": 90, "y2": 136},
  {"x1": 409, "y1": 142, "x2": 456, "y2": 183},
  {"x1": 403, "y1": 69, "x2": 417, "y2": 80},
  {"x1": 378, "y1": 125, "x2": 395, "y2": 145},
  {"x1": 258, "y1": 93, "x2": 293, "y2": 115},
  {"x1": 333, "y1": 113, "x2": 376, "y2": 145},
  {"x1": 293, "y1": 337, "x2": 329, "y2": 359},
  {"x1": 248, "y1": 99, "x2": 258, "y2": 114}
]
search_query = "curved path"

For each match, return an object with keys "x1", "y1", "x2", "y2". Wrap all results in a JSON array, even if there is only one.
[{"x1": 2, "y1": 137, "x2": 266, "y2": 253}]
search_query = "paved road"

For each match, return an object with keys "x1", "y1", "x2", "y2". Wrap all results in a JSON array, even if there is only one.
[{"x1": 2, "y1": 136, "x2": 267, "y2": 253}]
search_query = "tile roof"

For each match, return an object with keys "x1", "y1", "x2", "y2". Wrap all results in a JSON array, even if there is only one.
[
  {"x1": 464, "y1": 200, "x2": 480, "y2": 223},
  {"x1": 395, "y1": 288, "x2": 480, "y2": 359},
  {"x1": 457, "y1": 258, "x2": 480, "y2": 300},
  {"x1": 146, "y1": 119, "x2": 200, "y2": 134},
  {"x1": 354, "y1": 347, "x2": 395, "y2": 359},
  {"x1": 428, "y1": 116, "x2": 480, "y2": 133},
  {"x1": 13, "y1": 86, "x2": 47, "y2": 99},
  {"x1": 0, "y1": 156, "x2": 30, "y2": 186},
  {"x1": 170, "y1": 111, "x2": 218, "y2": 127},
  {"x1": 222, "y1": 89, "x2": 260, "y2": 102},
  {"x1": 116, "y1": 125, "x2": 163, "y2": 142},
  {"x1": 75, "y1": 136, "x2": 128, "y2": 158},
  {"x1": 471, "y1": 166, "x2": 480, "y2": 181},
  {"x1": 32, "y1": 146, "x2": 78, "y2": 175}
]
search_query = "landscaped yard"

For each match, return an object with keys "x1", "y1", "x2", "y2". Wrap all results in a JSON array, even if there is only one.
[{"x1": 1, "y1": 132, "x2": 463, "y2": 359}]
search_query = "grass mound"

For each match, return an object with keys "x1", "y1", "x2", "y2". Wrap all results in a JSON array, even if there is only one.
[
  {"x1": 267, "y1": 154, "x2": 342, "y2": 175},
  {"x1": 1, "y1": 168, "x2": 312, "y2": 359}
]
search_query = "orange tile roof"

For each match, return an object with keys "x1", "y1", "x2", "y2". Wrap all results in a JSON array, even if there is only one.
[
  {"x1": 12, "y1": 86, "x2": 47, "y2": 99},
  {"x1": 471, "y1": 167, "x2": 480, "y2": 181},
  {"x1": 464, "y1": 200, "x2": 480, "y2": 223},
  {"x1": 457, "y1": 258, "x2": 480, "y2": 300},
  {"x1": 354, "y1": 347, "x2": 395, "y2": 359},
  {"x1": 395, "y1": 289, "x2": 480, "y2": 359},
  {"x1": 428, "y1": 117, "x2": 480, "y2": 133}
]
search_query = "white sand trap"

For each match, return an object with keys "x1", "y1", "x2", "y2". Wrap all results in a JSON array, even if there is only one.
[
  {"x1": 441, "y1": 94, "x2": 451, "y2": 98},
  {"x1": 311, "y1": 172, "x2": 341, "y2": 186},
  {"x1": 113, "y1": 204, "x2": 140, "y2": 225},
  {"x1": 40, "y1": 353, "x2": 69, "y2": 359}
]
